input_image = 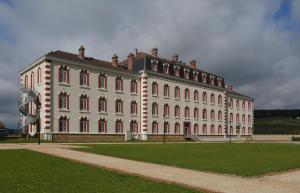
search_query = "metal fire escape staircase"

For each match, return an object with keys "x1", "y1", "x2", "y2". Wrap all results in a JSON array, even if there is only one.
[{"x1": 18, "y1": 85, "x2": 40, "y2": 134}]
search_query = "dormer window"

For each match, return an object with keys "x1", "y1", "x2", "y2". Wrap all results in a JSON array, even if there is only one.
[
  {"x1": 217, "y1": 77, "x2": 222, "y2": 87},
  {"x1": 174, "y1": 66, "x2": 180, "y2": 77},
  {"x1": 151, "y1": 59, "x2": 159, "y2": 72},
  {"x1": 210, "y1": 76, "x2": 215, "y2": 85},
  {"x1": 184, "y1": 69, "x2": 190, "y2": 79},
  {"x1": 202, "y1": 73, "x2": 207, "y2": 83},
  {"x1": 193, "y1": 71, "x2": 199, "y2": 81},
  {"x1": 163, "y1": 63, "x2": 170, "y2": 74}
]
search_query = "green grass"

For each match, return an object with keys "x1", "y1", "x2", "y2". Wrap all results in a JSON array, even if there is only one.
[
  {"x1": 0, "y1": 137, "x2": 41, "y2": 143},
  {"x1": 0, "y1": 149, "x2": 200, "y2": 193},
  {"x1": 255, "y1": 117, "x2": 300, "y2": 134},
  {"x1": 79, "y1": 143, "x2": 300, "y2": 177}
]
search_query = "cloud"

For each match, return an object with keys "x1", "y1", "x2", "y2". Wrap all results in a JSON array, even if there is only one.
[{"x1": 0, "y1": 0, "x2": 300, "y2": 128}]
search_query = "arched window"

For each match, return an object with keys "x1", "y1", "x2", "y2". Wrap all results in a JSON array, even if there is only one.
[
  {"x1": 236, "y1": 99, "x2": 240, "y2": 109},
  {"x1": 175, "y1": 86, "x2": 180, "y2": 99},
  {"x1": 37, "y1": 68, "x2": 41, "y2": 84},
  {"x1": 230, "y1": 99, "x2": 233, "y2": 108},
  {"x1": 152, "y1": 82, "x2": 159, "y2": 95},
  {"x1": 98, "y1": 73, "x2": 107, "y2": 89},
  {"x1": 248, "y1": 101, "x2": 251, "y2": 111},
  {"x1": 210, "y1": 93, "x2": 215, "y2": 105},
  {"x1": 164, "y1": 121, "x2": 170, "y2": 133},
  {"x1": 203, "y1": 109, "x2": 207, "y2": 120},
  {"x1": 98, "y1": 97, "x2": 107, "y2": 112},
  {"x1": 98, "y1": 118, "x2": 107, "y2": 133},
  {"x1": 242, "y1": 126, "x2": 245, "y2": 135},
  {"x1": 130, "y1": 101, "x2": 138, "y2": 115},
  {"x1": 184, "y1": 106, "x2": 190, "y2": 118},
  {"x1": 230, "y1": 113, "x2": 233, "y2": 123},
  {"x1": 194, "y1": 124, "x2": 199, "y2": 134},
  {"x1": 175, "y1": 123, "x2": 180, "y2": 134},
  {"x1": 210, "y1": 110, "x2": 215, "y2": 121},
  {"x1": 242, "y1": 114, "x2": 246, "y2": 123},
  {"x1": 248, "y1": 127, "x2": 252, "y2": 134},
  {"x1": 210, "y1": 124, "x2": 215, "y2": 134},
  {"x1": 130, "y1": 79, "x2": 138, "y2": 93},
  {"x1": 59, "y1": 92, "x2": 69, "y2": 110},
  {"x1": 202, "y1": 91, "x2": 207, "y2": 103},
  {"x1": 80, "y1": 117, "x2": 89, "y2": 133},
  {"x1": 202, "y1": 124, "x2": 207, "y2": 134},
  {"x1": 218, "y1": 111, "x2": 222, "y2": 121},
  {"x1": 152, "y1": 121, "x2": 158, "y2": 133},
  {"x1": 79, "y1": 95, "x2": 89, "y2": 111},
  {"x1": 164, "y1": 84, "x2": 170, "y2": 97},
  {"x1": 248, "y1": 115, "x2": 251, "y2": 124},
  {"x1": 194, "y1": 108, "x2": 199, "y2": 119},
  {"x1": 130, "y1": 120, "x2": 138, "y2": 133},
  {"x1": 80, "y1": 69, "x2": 89, "y2": 86},
  {"x1": 236, "y1": 114, "x2": 240, "y2": 123},
  {"x1": 218, "y1": 125, "x2": 222, "y2": 134},
  {"x1": 242, "y1": 101, "x2": 245, "y2": 110},
  {"x1": 218, "y1": 94, "x2": 222, "y2": 105},
  {"x1": 115, "y1": 119, "x2": 123, "y2": 133},
  {"x1": 194, "y1": 90, "x2": 199, "y2": 102},
  {"x1": 59, "y1": 65, "x2": 69, "y2": 83},
  {"x1": 24, "y1": 75, "x2": 28, "y2": 88},
  {"x1": 59, "y1": 116, "x2": 69, "y2": 132},
  {"x1": 230, "y1": 126, "x2": 233, "y2": 134},
  {"x1": 185, "y1": 88, "x2": 190, "y2": 100},
  {"x1": 115, "y1": 77, "x2": 123, "y2": 91},
  {"x1": 163, "y1": 103, "x2": 169, "y2": 117},
  {"x1": 115, "y1": 99, "x2": 123, "y2": 114},
  {"x1": 174, "y1": 105, "x2": 180, "y2": 117},
  {"x1": 152, "y1": 103, "x2": 158, "y2": 116}
]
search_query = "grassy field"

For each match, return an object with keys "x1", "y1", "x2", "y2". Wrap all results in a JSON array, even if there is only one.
[
  {"x1": 0, "y1": 137, "x2": 40, "y2": 143},
  {"x1": 0, "y1": 149, "x2": 200, "y2": 193},
  {"x1": 79, "y1": 143, "x2": 300, "y2": 177},
  {"x1": 255, "y1": 117, "x2": 300, "y2": 134}
]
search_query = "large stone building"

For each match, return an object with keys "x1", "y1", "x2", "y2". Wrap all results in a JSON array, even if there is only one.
[{"x1": 19, "y1": 46, "x2": 254, "y2": 142}]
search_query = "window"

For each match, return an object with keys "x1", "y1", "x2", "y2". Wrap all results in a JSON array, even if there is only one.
[
  {"x1": 80, "y1": 117, "x2": 89, "y2": 133},
  {"x1": 194, "y1": 90, "x2": 199, "y2": 102},
  {"x1": 248, "y1": 115, "x2": 251, "y2": 124},
  {"x1": 210, "y1": 76, "x2": 215, "y2": 85},
  {"x1": 79, "y1": 95, "x2": 89, "y2": 111},
  {"x1": 210, "y1": 93, "x2": 215, "y2": 105},
  {"x1": 174, "y1": 105, "x2": 180, "y2": 117},
  {"x1": 163, "y1": 103, "x2": 169, "y2": 117},
  {"x1": 130, "y1": 120, "x2": 138, "y2": 133},
  {"x1": 98, "y1": 73, "x2": 107, "y2": 89},
  {"x1": 80, "y1": 70, "x2": 89, "y2": 86},
  {"x1": 115, "y1": 119, "x2": 123, "y2": 133},
  {"x1": 210, "y1": 124, "x2": 215, "y2": 134},
  {"x1": 152, "y1": 121, "x2": 158, "y2": 133},
  {"x1": 230, "y1": 126, "x2": 233, "y2": 134},
  {"x1": 152, "y1": 102, "x2": 158, "y2": 116},
  {"x1": 194, "y1": 108, "x2": 199, "y2": 119},
  {"x1": 202, "y1": 92, "x2": 207, "y2": 103},
  {"x1": 236, "y1": 114, "x2": 240, "y2": 123},
  {"x1": 242, "y1": 101, "x2": 245, "y2": 110},
  {"x1": 218, "y1": 125, "x2": 222, "y2": 134},
  {"x1": 37, "y1": 68, "x2": 41, "y2": 84},
  {"x1": 164, "y1": 121, "x2": 170, "y2": 133},
  {"x1": 248, "y1": 127, "x2": 252, "y2": 134},
  {"x1": 203, "y1": 109, "x2": 207, "y2": 120},
  {"x1": 115, "y1": 99, "x2": 123, "y2": 114},
  {"x1": 98, "y1": 97, "x2": 107, "y2": 112},
  {"x1": 30, "y1": 72, "x2": 34, "y2": 89},
  {"x1": 217, "y1": 77, "x2": 222, "y2": 87},
  {"x1": 194, "y1": 124, "x2": 199, "y2": 134},
  {"x1": 236, "y1": 99, "x2": 240, "y2": 109},
  {"x1": 164, "y1": 84, "x2": 170, "y2": 97},
  {"x1": 184, "y1": 88, "x2": 190, "y2": 100},
  {"x1": 230, "y1": 99, "x2": 233, "y2": 108},
  {"x1": 175, "y1": 123, "x2": 180, "y2": 134},
  {"x1": 242, "y1": 126, "x2": 245, "y2": 135},
  {"x1": 163, "y1": 63, "x2": 169, "y2": 74},
  {"x1": 202, "y1": 73, "x2": 207, "y2": 83},
  {"x1": 59, "y1": 65, "x2": 69, "y2": 83},
  {"x1": 59, "y1": 92, "x2": 69, "y2": 110},
  {"x1": 218, "y1": 95, "x2": 222, "y2": 106},
  {"x1": 152, "y1": 82, "x2": 158, "y2": 95},
  {"x1": 248, "y1": 101, "x2": 251, "y2": 111},
  {"x1": 98, "y1": 118, "x2": 107, "y2": 133},
  {"x1": 218, "y1": 111, "x2": 222, "y2": 121},
  {"x1": 230, "y1": 113, "x2": 233, "y2": 123},
  {"x1": 174, "y1": 66, "x2": 180, "y2": 77},
  {"x1": 210, "y1": 110, "x2": 215, "y2": 121},
  {"x1": 184, "y1": 106, "x2": 190, "y2": 119},
  {"x1": 130, "y1": 101, "x2": 138, "y2": 115},
  {"x1": 24, "y1": 75, "x2": 28, "y2": 89},
  {"x1": 115, "y1": 77, "x2": 123, "y2": 92},
  {"x1": 59, "y1": 116, "x2": 69, "y2": 132},
  {"x1": 202, "y1": 124, "x2": 207, "y2": 134},
  {"x1": 193, "y1": 72, "x2": 199, "y2": 81},
  {"x1": 152, "y1": 61, "x2": 158, "y2": 71},
  {"x1": 184, "y1": 69, "x2": 189, "y2": 79},
  {"x1": 175, "y1": 86, "x2": 180, "y2": 99},
  {"x1": 130, "y1": 79, "x2": 138, "y2": 93},
  {"x1": 242, "y1": 114, "x2": 246, "y2": 123}
]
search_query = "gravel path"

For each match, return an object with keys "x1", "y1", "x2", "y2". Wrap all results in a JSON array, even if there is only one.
[{"x1": 1, "y1": 143, "x2": 300, "y2": 193}]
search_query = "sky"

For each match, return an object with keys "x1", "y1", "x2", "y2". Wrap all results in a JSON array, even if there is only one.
[{"x1": 0, "y1": 0, "x2": 300, "y2": 128}]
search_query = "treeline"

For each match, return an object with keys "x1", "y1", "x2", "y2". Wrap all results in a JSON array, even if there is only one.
[{"x1": 255, "y1": 109, "x2": 300, "y2": 119}]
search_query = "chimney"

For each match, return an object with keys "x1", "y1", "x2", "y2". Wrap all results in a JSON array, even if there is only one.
[
  {"x1": 79, "y1": 45, "x2": 85, "y2": 58},
  {"x1": 190, "y1": 60, "x2": 196, "y2": 69},
  {"x1": 112, "y1": 54, "x2": 118, "y2": 67},
  {"x1": 172, "y1": 54, "x2": 178, "y2": 63},
  {"x1": 227, "y1": 85, "x2": 233, "y2": 91},
  {"x1": 127, "y1": 52, "x2": 134, "y2": 71},
  {"x1": 151, "y1": 47, "x2": 158, "y2": 58}
]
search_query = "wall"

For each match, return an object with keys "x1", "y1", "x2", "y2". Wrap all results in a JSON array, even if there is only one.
[{"x1": 252, "y1": 134, "x2": 300, "y2": 141}]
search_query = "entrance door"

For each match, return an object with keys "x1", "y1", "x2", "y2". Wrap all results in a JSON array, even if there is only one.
[{"x1": 184, "y1": 122, "x2": 191, "y2": 136}]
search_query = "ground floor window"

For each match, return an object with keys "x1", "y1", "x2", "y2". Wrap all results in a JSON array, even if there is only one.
[
  {"x1": 80, "y1": 117, "x2": 89, "y2": 133},
  {"x1": 218, "y1": 125, "x2": 222, "y2": 134},
  {"x1": 175, "y1": 123, "x2": 180, "y2": 134},
  {"x1": 59, "y1": 116, "x2": 69, "y2": 132},
  {"x1": 202, "y1": 124, "x2": 207, "y2": 134},
  {"x1": 164, "y1": 121, "x2": 170, "y2": 134},
  {"x1": 98, "y1": 118, "x2": 107, "y2": 133},
  {"x1": 210, "y1": 124, "x2": 215, "y2": 135},
  {"x1": 194, "y1": 124, "x2": 199, "y2": 134},
  {"x1": 152, "y1": 121, "x2": 158, "y2": 134},
  {"x1": 130, "y1": 120, "x2": 138, "y2": 133},
  {"x1": 115, "y1": 119, "x2": 123, "y2": 133}
]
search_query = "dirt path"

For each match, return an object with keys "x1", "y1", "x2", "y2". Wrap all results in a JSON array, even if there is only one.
[{"x1": 1, "y1": 143, "x2": 300, "y2": 193}]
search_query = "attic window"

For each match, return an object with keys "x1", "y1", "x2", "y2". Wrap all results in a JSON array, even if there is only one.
[
  {"x1": 151, "y1": 59, "x2": 159, "y2": 72},
  {"x1": 202, "y1": 73, "x2": 207, "y2": 83},
  {"x1": 217, "y1": 77, "x2": 222, "y2": 87},
  {"x1": 174, "y1": 66, "x2": 180, "y2": 77},
  {"x1": 184, "y1": 69, "x2": 190, "y2": 79},
  {"x1": 193, "y1": 71, "x2": 199, "y2": 81},
  {"x1": 163, "y1": 63, "x2": 170, "y2": 74},
  {"x1": 210, "y1": 76, "x2": 215, "y2": 85}
]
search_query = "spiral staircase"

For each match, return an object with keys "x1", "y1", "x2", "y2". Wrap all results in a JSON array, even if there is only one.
[{"x1": 18, "y1": 85, "x2": 40, "y2": 135}]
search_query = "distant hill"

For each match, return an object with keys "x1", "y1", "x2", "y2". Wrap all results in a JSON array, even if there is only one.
[{"x1": 254, "y1": 110, "x2": 300, "y2": 134}]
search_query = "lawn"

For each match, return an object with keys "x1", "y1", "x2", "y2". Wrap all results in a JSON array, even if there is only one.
[
  {"x1": 79, "y1": 143, "x2": 300, "y2": 177},
  {"x1": 0, "y1": 149, "x2": 201, "y2": 193}
]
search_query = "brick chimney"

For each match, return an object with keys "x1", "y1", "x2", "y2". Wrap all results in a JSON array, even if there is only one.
[
  {"x1": 172, "y1": 54, "x2": 178, "y2": 63},
  {"x1": 79, "y1": 45, "x2": 85, "y2": 58},
  {"x1": 190, "y1": 60, "x2": 196, "y2": 69},
  {"x1": 151, "y1": 47, "x2": 158, "y2": 58},
  {"x1": 112, "y1": 54, "x2": 118, "y2": 66},
  {"x1": 127, "y1": 52, "x2": 134, "y2": 71}
]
